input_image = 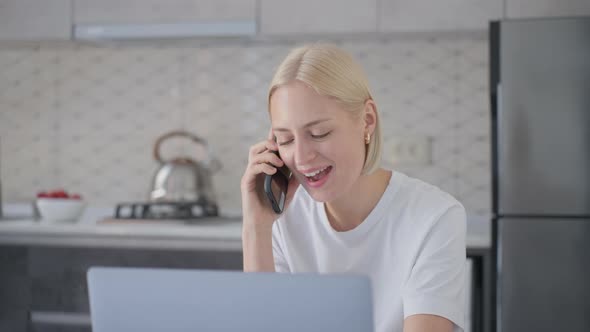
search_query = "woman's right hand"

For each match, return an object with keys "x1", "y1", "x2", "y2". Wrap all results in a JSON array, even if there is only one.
[{"x1": 240, "y1": 129, "x2": 299, "y2": 230}]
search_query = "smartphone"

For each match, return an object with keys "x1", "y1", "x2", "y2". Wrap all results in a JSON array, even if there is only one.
[{"x1": 264, "y1": 149, "x2": 291, "y2": 214}]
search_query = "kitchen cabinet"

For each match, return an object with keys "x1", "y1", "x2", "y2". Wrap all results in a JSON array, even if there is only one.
[
  {"x1": 73, "y1": 0, "x2": 256, "y2": 24},
  {"x1": 3, "y1": 247, "x2": 488, "y2": 332},
  {"x1": 0, "y1": 0, "x2": 71, "y2": 41},
  {"x1": 0, "y1": 214, "x2": 489, "y2": 332},
  {"x1": 0, "y1": 245, "x2": 242, "y2": 332},
  {"x1": 378, "y1": 0, "x2": 502, "y2": 32},
  {"x1": 505, "y1": 0, "x2": 590, "y2": 18},
  {"x1": 260, "y1": 0, "x2": 377, "y2": 35},
  {"x1": 3, "y1": 0, "x2": 589, "y2": 42}
]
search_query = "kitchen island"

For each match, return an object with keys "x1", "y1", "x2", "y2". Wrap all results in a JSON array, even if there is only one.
[
  {"x1": 0, "y1": 217, "x2": 244, "y2": 251},
  {"x1": 0, "y1": 215, "x2": 490, "y2": 251},
  {"x1": 0, "y1": 205, "x2": 491, "y2": 332}
]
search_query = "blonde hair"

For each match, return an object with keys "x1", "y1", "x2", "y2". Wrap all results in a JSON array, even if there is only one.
[{"x1": 268, "y1": 43, "x2": 382, "y2": 175}]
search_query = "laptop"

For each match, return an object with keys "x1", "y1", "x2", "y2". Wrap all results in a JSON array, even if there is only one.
[{"x1": 87, "y1": 267, "x2": 374, "y2": 332}]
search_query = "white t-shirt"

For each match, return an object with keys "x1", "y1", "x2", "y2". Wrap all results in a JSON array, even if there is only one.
[{"x1": 271, "y1": 170, "x2": 467, "y2": 332}]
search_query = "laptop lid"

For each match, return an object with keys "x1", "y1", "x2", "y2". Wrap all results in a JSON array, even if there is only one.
[{"x1": 87, "y1": 267, "x2": 374, "y2": 332}]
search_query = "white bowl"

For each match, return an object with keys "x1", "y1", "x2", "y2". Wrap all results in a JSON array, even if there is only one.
[{"x1": 36, "y1": 198, "x2": 86, "y2": 223}]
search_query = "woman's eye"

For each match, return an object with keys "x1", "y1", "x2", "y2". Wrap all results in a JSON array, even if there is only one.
[
  {"x1": 278, "y1": 139, "x2": 293, "y2": 146},
  {"x1": 311, "y1": 131, "x2": 331, "y2": 139}
]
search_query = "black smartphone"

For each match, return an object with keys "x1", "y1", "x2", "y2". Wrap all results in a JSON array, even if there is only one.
[{"x1": 264, "y1": 149, "x2": 291, "y2": 214}]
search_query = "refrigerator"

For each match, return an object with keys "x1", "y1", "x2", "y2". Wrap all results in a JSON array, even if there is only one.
[{"x1": 490, "y1": 18, "x2": 590, "y2": 332}]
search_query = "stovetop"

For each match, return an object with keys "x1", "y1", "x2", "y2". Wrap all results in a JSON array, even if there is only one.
[{"x1": 114, "y1": 200, "x2": 218, "y2": 221}]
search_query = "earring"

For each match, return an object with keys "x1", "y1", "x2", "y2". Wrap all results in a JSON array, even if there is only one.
[{"x1": 365, "y1": 133, "x2": 371, "y2": 144}]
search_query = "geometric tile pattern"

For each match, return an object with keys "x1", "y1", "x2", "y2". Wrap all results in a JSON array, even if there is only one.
[{"x1": 0, "y1": 36, "x2": 490, "y2": 218}]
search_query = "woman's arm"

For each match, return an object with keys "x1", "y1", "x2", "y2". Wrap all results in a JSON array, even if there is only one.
[
  {"x1": 242, "y1": 222, "x2": 275, "y2": 272},
  {"x1": 404, "y1": 314, "x2": 454, "y2": 332}
]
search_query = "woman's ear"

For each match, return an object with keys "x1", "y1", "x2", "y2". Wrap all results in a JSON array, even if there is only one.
[{"x1": 363, "y1": 99, "x2": 377, "y2": 135}]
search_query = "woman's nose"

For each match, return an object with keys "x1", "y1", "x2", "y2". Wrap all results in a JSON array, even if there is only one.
[{"x1": 293, "y1": 141, "x2": 316, "y2": 166}]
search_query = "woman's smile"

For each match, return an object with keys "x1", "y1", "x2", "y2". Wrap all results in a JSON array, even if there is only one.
[{"x1": 301, "y1": 165, "x2": 333, "y2": 188}]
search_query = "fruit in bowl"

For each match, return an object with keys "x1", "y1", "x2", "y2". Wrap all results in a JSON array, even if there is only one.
[{"x1": 36, "y1": 189, "x2": 85, "y2": 223}]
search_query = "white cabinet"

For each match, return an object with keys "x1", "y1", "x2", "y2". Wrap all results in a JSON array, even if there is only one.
[
  {"x1": 379, "y1": 0, "x2": 502, "y2": 32},
  {"x1": 7, "y1": 0, "x2": 588, "y2": 42},
  {"x1": 260, "y1": 0, "x2": 377, "y2": 35},
  {"x1": 0, "y1": 0, "x2": 71, "y2": 41},
  {"x1": 505, "y1": 0, "x2": 590, "y2": 18},
  {"x1": 74, "y1": 0, "x2": 256, "y2": 24}
]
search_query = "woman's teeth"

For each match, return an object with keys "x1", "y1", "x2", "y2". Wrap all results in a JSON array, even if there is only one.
[
  {"x1": 304, "y1": 166, "x2": 333, "y2": 184},
  {"x1": 304, "y1": 166, "x2": 329, "y2": 178}
]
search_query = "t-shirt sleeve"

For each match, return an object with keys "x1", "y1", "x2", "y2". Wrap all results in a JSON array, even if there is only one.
[
  {"x1": 271, "y1": 221, "x2": 291, "y2": 273},
  {"x1": 402, "y1": 204, "x2": 467, "y2": 332}
]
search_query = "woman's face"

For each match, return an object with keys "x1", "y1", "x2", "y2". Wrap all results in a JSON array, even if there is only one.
[{"x1": 269, "y1": 80, "x2": 368, "y2": 202}]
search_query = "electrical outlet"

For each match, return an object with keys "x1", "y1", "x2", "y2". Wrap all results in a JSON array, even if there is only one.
[{"x1": 388, "y1": 136, "x2": 432, "y2": 166}]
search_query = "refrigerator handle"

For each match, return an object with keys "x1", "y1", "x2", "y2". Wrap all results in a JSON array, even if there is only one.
[
  {"x1": 496, "y1": 82, "x2": 502, "y2": 166},
  {"x1": 492, "y1": 82, "x2": 502, "y2": 216}
]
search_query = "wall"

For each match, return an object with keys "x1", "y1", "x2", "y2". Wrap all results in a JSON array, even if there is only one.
[{"x1": 0, "y1": 35, "x2": 490, "y2": 218}]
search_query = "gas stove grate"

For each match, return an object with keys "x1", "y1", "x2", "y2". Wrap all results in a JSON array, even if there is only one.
[{"x1": 114, "y1": 200, "x2": 218, "y2": 220}]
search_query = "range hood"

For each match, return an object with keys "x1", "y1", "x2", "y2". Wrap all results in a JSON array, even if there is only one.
[{"x1": 74, "y1": 20, "x2": 256, "y2": 40}]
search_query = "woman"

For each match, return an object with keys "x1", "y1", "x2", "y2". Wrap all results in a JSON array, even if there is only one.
[{"x1": 241, "y1": 43, "x2": 466, "y2": 332}]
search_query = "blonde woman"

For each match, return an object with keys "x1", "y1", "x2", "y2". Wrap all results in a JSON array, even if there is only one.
[{"x1": 241, "y1": 43, "x2": 466, "y2": 332}]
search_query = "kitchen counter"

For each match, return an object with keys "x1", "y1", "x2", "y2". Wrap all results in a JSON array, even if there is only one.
[
  {"x1": 0, "y1": 217, "x2": 244, "y2": 251},
  {"x1": 0, "y1": 204, "x2": 491, "y2": 251},
  {"x1": 0, "y1": 205, "x2": 492, "y2": 332}
]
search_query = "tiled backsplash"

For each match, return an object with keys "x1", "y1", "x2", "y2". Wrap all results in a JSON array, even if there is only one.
[{"x1": 0, "y1": 36, "x2": 490, "y2": 218}]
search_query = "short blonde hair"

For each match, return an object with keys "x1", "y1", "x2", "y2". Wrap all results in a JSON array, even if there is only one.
[{"x1": 268, "y1": 43, "x2": 382, "y2": 175}]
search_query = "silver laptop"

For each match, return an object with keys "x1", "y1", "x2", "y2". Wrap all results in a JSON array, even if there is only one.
[{"x1": 87, "y1": 267, "x2": 374, "y2": 332}]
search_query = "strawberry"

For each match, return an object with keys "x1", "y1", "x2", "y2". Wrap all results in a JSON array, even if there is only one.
[
  {"x1": 50, "y1": 189, "x2": 68, "y2": 198},
  {"x1": 37, "y1": 188, "x2": 84, "y2": 199}
]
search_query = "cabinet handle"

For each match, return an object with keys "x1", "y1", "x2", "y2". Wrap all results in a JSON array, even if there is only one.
[{"x1": 30, "y1": 311, "x2": 91, "y2": 326}]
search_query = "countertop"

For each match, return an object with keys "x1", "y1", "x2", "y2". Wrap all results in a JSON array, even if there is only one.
[{"x1": 0, "y1": 204, "x2": 491, "y2": 251}]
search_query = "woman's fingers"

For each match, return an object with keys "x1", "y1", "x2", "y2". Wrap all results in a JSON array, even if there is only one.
[
  {"x1": 250, "y1": 151, "x2": 284, "y2": 168},
  {"x1": 255, "y1": 162, "x2": 277, "y2": 176},
  {"x1": 244, "y1": 162, "x2": 276, "y2": 182},
  {"x1": 249, "y1": 139, "x2": 278, "y2": 157}
]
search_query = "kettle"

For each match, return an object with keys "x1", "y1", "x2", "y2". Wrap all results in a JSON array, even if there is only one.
[{"x1": 149, "y1": 131, "x2": 221, "y2": 209}]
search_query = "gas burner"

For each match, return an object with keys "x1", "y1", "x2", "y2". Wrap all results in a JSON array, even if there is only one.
[{"x1": 114, "y1": 200, "x2": 218, "y2": 220}]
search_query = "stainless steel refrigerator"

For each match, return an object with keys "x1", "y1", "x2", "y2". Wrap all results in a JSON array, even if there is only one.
[{"x1": 490, "y1": 18, "x2": 590, "y2": 332}]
